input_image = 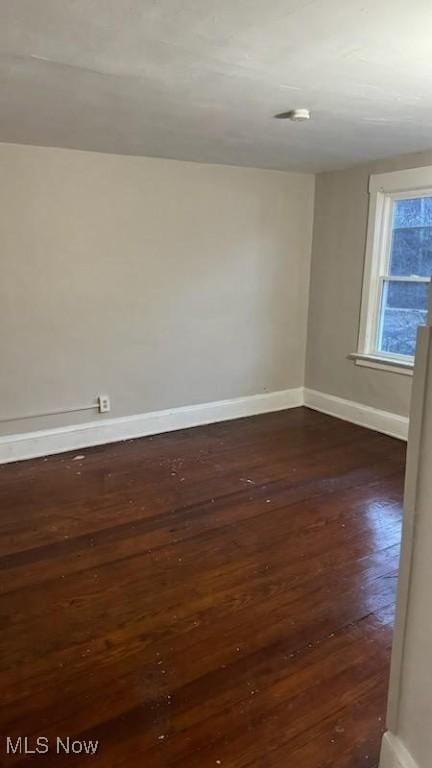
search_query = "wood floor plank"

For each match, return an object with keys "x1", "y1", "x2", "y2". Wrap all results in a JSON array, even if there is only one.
[{"x1": 0, "y1": 408, "x2": 405, "y2": 767}]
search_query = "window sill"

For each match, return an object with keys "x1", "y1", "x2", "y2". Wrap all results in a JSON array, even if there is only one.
[{"x1": 349, "y1": 352, "x2": 414, "y2": 376}]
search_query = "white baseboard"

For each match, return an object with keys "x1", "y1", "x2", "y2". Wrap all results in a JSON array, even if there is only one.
[
  {"x1": 0, "y1": 385, "x2": 408, "y2": 464},
  {"x1": 0, "y1": 387, "x2": 303, "y2": 464},
  {"x1": 380, "y1": 732, "x2": 419, "y2": 768},
  {"x1": 304, "y1": 388, "x2": 409, "y2": 441}
]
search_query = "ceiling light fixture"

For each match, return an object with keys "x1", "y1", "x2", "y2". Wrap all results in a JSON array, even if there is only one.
[{"x1": 274, "y1": 108, "x2": 311, "y2": 122}]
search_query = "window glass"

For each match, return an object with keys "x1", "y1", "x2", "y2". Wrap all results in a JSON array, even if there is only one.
[
  {"x1": 377, "y1": 280, "x2": 429, "y2": 357},
  {"x1": 389, "y1": 197, "x2": 432, "y2": 277}
]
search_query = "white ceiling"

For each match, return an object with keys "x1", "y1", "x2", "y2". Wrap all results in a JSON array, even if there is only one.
[{"x1": 1, "y1": 0, "x2": 432, "y2": 172}]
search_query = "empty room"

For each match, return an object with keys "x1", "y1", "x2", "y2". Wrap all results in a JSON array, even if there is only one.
[{"x1": 1, "y1": 2, "x2": 432, "y2": 768}]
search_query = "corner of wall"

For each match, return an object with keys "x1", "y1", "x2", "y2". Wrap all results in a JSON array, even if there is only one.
[
  {"x1": 380, "y1": 732, "x2": 419, "y2": 768},
  {"x1": 303, "y1": 170, "x2": 320, "y2": 390}
]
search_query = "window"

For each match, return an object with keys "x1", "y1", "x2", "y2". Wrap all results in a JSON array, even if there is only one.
[{"x1": 355, "y1": 166, "x2": 432, "y2": 373}]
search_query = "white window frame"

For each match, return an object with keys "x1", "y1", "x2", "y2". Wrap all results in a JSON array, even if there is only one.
[{"x1": 354, "y1": 165, "x2": 432, "y2": 375}]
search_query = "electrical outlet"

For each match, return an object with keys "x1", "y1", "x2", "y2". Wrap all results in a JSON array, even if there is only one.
[{"x1": 98, "y1": 394, "x2": 111, "y2": 413}]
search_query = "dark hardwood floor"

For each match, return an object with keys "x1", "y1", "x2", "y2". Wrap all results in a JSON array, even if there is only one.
[{"x1": 0, "y1": 407, "x2": 405, "y2": 768}]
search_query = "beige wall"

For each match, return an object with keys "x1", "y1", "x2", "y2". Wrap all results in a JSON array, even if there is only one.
[
  {"x1": 305, "y1": 148, "x2": 432, "y2": 418},
  {"x1": 0, "y1": 143, "x2": 314, "y2": 435}
]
